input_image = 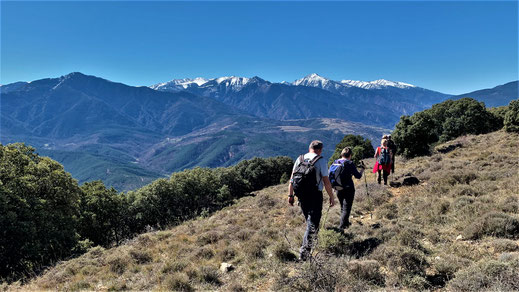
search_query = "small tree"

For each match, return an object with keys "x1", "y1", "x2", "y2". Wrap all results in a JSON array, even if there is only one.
[
  {"x1": 78, "y1": 181, "x2": 126, "y2": 247},
  {"x1": 504, "y1": 99, "x2": 519, "y2": 133},
  {"x1": 329, "y1": 134, "x2": 374, "y2": 164}
]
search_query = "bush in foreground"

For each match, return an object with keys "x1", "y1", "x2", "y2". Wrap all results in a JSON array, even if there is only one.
[
  {"x1": 448, "y1": 253, "x2": 519, "y2": 291},
  {"x1": 0, "y1": 143, "x2": 81, "y2": 281},
  {"x1": 504, "y1": 99, "x2": 519, "y2": 133}
]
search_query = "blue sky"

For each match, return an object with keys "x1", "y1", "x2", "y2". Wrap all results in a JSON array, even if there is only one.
[{"x1": 1, "y1": 1, "x2": 517, "y2": 94}]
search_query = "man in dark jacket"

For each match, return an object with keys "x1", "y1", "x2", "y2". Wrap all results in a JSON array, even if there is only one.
[
  {"x1": 330, "y1": 147, "x2": 364, "y2": 229},
  {"x1": 387, "y1": 135, "x2": 397, "y2": 173}
]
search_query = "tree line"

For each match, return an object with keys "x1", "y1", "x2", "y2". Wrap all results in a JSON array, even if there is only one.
[
  {"x1": 0, "y1": 144, "x2": 292, "y2": 282},
  {"x1": 393, "y1": 98, "x2": 519, "y2": 158}
]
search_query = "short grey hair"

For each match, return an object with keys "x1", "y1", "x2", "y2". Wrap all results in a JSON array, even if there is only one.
[{"x1": 309, "y1": 140, "x2": 323, "y2": 150}]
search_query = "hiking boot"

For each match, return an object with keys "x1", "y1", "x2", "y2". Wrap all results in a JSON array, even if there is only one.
[
  {"x1": 299, "y1": 250, "x2": 310, "y2": 262},
  {"x1": 339, "y1": 222, "x2": 351, "y2": 230}
]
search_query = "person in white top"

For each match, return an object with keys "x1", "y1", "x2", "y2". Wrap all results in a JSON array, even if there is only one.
[{"x1": 288, "y1": 140, "x2": 335, "y2": 261}]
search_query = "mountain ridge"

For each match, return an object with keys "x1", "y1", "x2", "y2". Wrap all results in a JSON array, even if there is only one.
[{"x1": 1, "y1": 72, "x2": 389, "y2": 191}]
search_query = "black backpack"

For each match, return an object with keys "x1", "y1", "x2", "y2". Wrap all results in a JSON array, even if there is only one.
[
  {"x1": 292, "y1": 154, "x2": 322, "y2": 198},
  {"x1": 378, "y1": 147, "x2": 391, "y2": 165}
]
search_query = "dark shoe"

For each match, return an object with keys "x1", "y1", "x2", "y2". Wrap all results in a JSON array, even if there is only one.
[
  {"x1": 299, "y1": 252, "x2": 309, "y2": 262},
  {"x1": 339, "y1": 222, "x2": 351, "y2": 229}
]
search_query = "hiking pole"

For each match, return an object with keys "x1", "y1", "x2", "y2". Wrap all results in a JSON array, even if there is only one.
[
  {"x1": 363, "y1": 170, "x2": 372, "y2": 219},
  {"x1": 312, "y1": 204, "x2": 331, "y2": 259},
  {"x1": 320, "y1": 204, "x2": 332, "y2": 231}
]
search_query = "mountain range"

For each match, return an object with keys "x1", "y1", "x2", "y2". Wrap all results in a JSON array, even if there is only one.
[
  {"x1": 1, "y1": 72, "x2": 516, "y2": 191},
  {"x1": 151, "y1": 73, "x2": 452, "y2": 125},
  {"x1": 454, "y1": 80, "x2": 518, "y2": 108}
]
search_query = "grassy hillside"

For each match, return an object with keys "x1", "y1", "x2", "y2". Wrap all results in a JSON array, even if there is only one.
[{"x1": 7, "y1": 130, "x2": 519, "y2": 291}]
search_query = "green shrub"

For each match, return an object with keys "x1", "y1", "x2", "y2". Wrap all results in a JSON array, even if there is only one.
[
  {"x1": 393, "y1": 98, "x2": 500, "y2": 158},
  {"x1": 197, "y1": 231, "x2": 222, "y2": 245},
  {"x1": 0, "y1": 143, "x2": 81, "y2": 281},
  {"x1": 107, "y1": 253, "x2": 131, "y2": 275},
  {"x1": 78, "y1": 181, "x2": 127, "y2": 247},
  {"x1": 195, "y1": 247, "x2": 214, "y2": 259},
  {"x1": 433, "y1": 255, "x2": 472, "y2": 279},
  {"x1": 329, "y1": 134, "x2": 374, "y2": 164},
  {"x1": 198, "y1": 266, "x2": 221, "y2": 285},
  {"x1": 347, "y1": 260, "x2": 385, "y2": 286},
  {"x1": 492, "y1": 239, "x2": 519, "y2": 253},
  {"x1": 243, "y1": 238, "x2": 267, "y2": 259},
  {"x1": 463, "y1": 212, "x2": 519, "y2": 240},
  {"x1": 376, "y1": 202, "x2": 398, "y2": 219},
  {"x1": 161, "y1": 260, "x2": 188, "y2": 274},
  {"x1": 448, "y1": 255, "x2": 519, "y2": 291},
  {"x1": 318, "y1": 229, "x2": 349, "y2": 255},
  {"x1": 273, "y1": 242, "x2": 297, "y2": 262},
  {"x1": 165, "y1": 272, "x2": 193, "y2": 292},
  {"x1": 219, "y1": 247, "x2": 237, "y2": 261},
  {"x1": 129, "y1": 249, "x2": 152, "y2": 264},
  {"x1": 372, "y1": 245, "x2": 428, "y2": 280},
  {"x1": 504, "y1": 99, "x2": 519, "y2": 132}
]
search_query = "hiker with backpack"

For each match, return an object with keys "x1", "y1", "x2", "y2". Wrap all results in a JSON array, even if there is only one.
[
  {"x1": 329, "y1": 147, "x2": 365, "y2": 230},
  {"x1": 288, "y1": 140, "x2": 336, "y2": 261},
  {"x1": 387, "y1": 134, "x2": 397, "y2": 174},
  {"x1": 373, "y1": 138, "x2": 393, "y2": 185}
]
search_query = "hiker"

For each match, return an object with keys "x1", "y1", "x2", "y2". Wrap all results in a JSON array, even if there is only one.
[
  {"x1": 329, "y1": 147, "x2": 365, "y2": 230},
  {"x1": 373, "y1": 138, "x2": 392, "y2": 185},
  {"x1": 288, "y1": 140, "x2": 336, "y2": 261},
  {"x1": 387, "y1": 135, "x2": 397, "y2": 173}
]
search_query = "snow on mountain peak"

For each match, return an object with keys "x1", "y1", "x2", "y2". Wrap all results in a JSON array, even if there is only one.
[
  {"x1": 151, "y1": 77, "x2": 209, "y2": 91},
  {"x1": 341, "y1": 79, "x2": 416, "y2": 89},
  {"x1": 292, "y1": 73, "x2": 335, "y2": 88},
  {"x1": 293, "y1": 73, "x2": 330, "y2": 86},
  {"x1": 215, "y1": 76, "x2": 250, "y2": 85}
]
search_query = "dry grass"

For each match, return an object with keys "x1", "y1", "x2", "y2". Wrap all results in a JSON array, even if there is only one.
[{"x1": 6, "y1": 130, "x2": 519, "y2": 291}]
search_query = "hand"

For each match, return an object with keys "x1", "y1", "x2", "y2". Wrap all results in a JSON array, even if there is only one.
[
  {"x1": 288, "y1": 195, "x2": 295, "y2": 206},
  {"x1": 329, "y1": 196, "x2": 335, "y2": 207}
]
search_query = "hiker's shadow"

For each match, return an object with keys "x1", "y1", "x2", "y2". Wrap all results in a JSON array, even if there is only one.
[{"x1": 324, "y1": 227, "x2": 382, "y2": 258}]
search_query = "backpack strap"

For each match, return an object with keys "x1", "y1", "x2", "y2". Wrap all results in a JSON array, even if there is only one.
[{"x1": 309, "y1": 155, "x2": 322, "y2": 166}]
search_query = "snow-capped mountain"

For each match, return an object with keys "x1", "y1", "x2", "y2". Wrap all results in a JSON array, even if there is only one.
[
  {"x1": 150, "y1": 77, "x2": 209, "y2": 92},
  {"x1": 151, "y1": 76, "x2": 253, "y2": 92},
  {"x1": 341, "y1": 79, "x2": 416, "y2": 90},
  {"x1": 292, "y1": 73, "x2": 348, "y2": 94},
  {"x1": 151, "y1": 73, "x2": 451, "y2": 125}
]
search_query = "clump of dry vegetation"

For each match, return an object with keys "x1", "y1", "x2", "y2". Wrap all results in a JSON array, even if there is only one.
[{"x1": 6, "y1": 130, "x2": 519, "y2": 291}]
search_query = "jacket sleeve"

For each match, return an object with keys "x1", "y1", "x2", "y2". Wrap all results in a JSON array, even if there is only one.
[{"x1": 351, "y1": 162, "x2": 362, "y2": 179}]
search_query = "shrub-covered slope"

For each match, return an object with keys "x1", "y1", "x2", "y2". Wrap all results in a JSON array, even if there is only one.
[{"x1": 8, "y1": 130, "x2": 519, "y2": 291}]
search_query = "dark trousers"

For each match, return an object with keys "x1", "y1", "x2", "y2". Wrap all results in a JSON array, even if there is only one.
[
  {"x1": 377, "y1": 169, "x2": 389, "y2": 185},
  {"x1": 299, "y1": 190, "x2": 323, "y2": 258},
  {"x1": 337, "y1": 188, "x2": 355, "y2": 229}
]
